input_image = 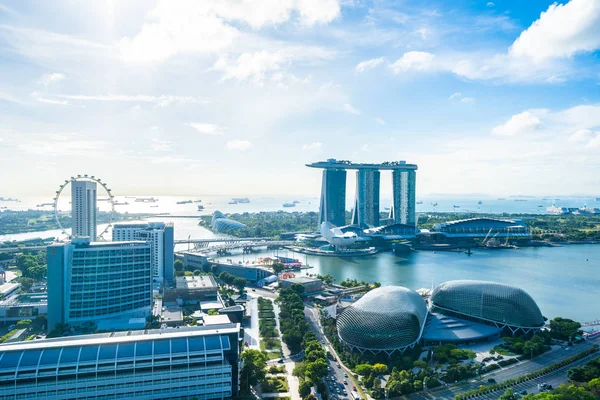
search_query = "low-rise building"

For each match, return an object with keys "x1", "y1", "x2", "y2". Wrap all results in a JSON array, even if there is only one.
[
  {"x1": 0, "y1": 293, "x2": 47, "y2": 324},
  {"x1": 280, "y1": 277, "x2": 323, "y2": 293},
  {"x1": 0, "y1": 324, "x2": 241, "y2": 399},
  {"x1": 164, "y1": 275, "x2": 219, "y2": 304}
]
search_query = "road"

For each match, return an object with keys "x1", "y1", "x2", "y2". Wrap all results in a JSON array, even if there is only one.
[
  {"x1": 304, "y1": 305, "x2": 365, "y2": 400},
  {"x1": 409, "y1": 336, "x2": 600, "y2": 399}
]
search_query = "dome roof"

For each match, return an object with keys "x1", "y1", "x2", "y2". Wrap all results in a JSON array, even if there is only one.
[
  {"x1": 431, "y1": 280, "x2": 544, "y2": 328},
  {"x1": 210, "y1": 210, "x2": 246, "y2": 233},
  {"x1": 337, "y1": 286, "x2": 428, "y2": 351}
]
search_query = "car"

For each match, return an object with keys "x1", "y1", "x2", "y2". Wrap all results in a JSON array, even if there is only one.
[
  {"x1": 520, "y1": 390, "x2": 528, "y2": 395},
  {"x1": 337, "y1": 363, "x2": 341, "y2": 368},
  {"x1": 547, "y1": 385, "x2": 553, "y2": 390},
  {"x1": 278, "y1": 359, "x2": 284, "y2": 364},
  {"x1": 488, "y1": 378, "x2": 496, "y2": 384},
  {"x1": 251, "y1": 289, "x2": 256, "y2": 291},
  {"x1": 343, "y1": 390, "x2": 347, "y2": 395},
  {"x1": 344, "y1": 380, "x2": 348, "y2": 385},
  {"x1": 329, "y1": 385, "x2": 334, "y2": 391},
  {"x1": 336, "y1": 388, "x2": 341, "y2": 394},
  {"x1": 352, "y1": 386, "x2": 357, "y2": 391},
  {"x1": 344, "y1": 373, "x2": 348, "y2": 378}
]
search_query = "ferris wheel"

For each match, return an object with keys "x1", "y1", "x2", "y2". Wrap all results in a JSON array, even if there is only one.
[{"x1": 53, "y1": 174, "x2": 116, "y2": 240}]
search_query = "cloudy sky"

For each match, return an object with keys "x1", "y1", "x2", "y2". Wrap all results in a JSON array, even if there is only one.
[{"x1": 1, "y1": 0, "x2": 599, "y2": 197}]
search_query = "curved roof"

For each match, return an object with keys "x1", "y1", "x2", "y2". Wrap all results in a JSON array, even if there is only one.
[
  {"x1": 431, "y1": 280, "x2": 544, "y2": 328},
  {"x1": 434, "y1": 218, "x2": 524, "y2": 230},
  {"x1": 210, "y1": 210, "x2": 246, "y2": 233},
  {"x1": 337, "y1": 286, "x2": 428, "y2": 351}
]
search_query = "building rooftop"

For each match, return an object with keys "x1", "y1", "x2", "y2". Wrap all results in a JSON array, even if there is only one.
[
  {"x1": 175, "y1": 275, "x2": 218, "y2": 290},
  {"x1": 203, "y1": 315, "x2": 231, "y2": 326},
  {"x1": 306, "y1": 159, "x2": 417, "y2": 171},
  {"x1": 0, "y1": 324, "x2": 239, "y2": 352},
  {"x1": 284, "y1": 277, "x2": 322, "y2": 284},
  {"x1": 422, "y1": 313, "x2": 502, "y2": 342}
]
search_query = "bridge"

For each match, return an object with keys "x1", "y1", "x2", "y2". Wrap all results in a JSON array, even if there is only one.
[
  {"x1": 174, "y1": 237, "x2": 294, "y2": 252},
  {"x1": 582, "y1": 320, "x2": 600, "y2": 327}
]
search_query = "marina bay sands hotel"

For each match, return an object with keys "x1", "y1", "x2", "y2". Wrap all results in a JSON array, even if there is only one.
[{"x1": 307, "y1": 159, "x2": 417, "y2": 228}]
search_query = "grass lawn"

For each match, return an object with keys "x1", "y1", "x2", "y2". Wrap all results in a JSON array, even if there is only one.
[
  {"x1": 262, "y1": 376, "x2": 288, "y2": 393},
  {"x1": 263, "y1": 350, "x2": 283, "y2": 360},
  {"x1": 260, "y1": 339, "x2": 282, "y2": 351},
  {"x1": 492, "y1": 346, "x2": 518, "y2": 356}
]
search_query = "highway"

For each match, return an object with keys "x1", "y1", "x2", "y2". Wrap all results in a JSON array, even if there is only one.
[{"x1": 409, "y1": 336, "x2": 600, "y2": 399}]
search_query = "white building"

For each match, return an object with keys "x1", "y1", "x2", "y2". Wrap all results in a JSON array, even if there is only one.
[
  {"x1": 47, "y1": 238, "x2": 153, "y2": 332},
  {"x1": 71, "y1": 180, "x2": 97, "y2": 240},
  {"x1": 112, "y1": 222, "x2": 174, "y2": 284},
  {"x1": 0, "y1": 324, "x2": 241, "y2": 399}
]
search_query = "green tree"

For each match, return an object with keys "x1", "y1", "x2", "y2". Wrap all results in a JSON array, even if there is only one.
[
  {"x1": 240, "y1": 350, "x2": 267, "y2": 392},
  {"x1": 233, "y1": 277, "x2": 247, "y2": 291},
  {"x1": 16, "y1": 319, "x2": 32, "y2": 328},
  {"x1": 549, "y1": 317, "x2": 582, "y2": 340},
  {"x1": 373, "y1": 363, "x2": 388, "y2": 375},
  {"x1": 299, "y1": 381, "x2": 311, "y2": 398},
  {"x1": 289, "y1": 283, "x2": 305, "y2": 296},
  {"x1": 355, "y1": 364, "x2": 374, "y2": 376},
  {"x1": 413, "y1": 360, "x2": 428, "y2": 369},
  {"x1": 271, "y1": 262, "x2": 286, "y2": 275},
  {"x1": 305, "y1": 359, "x2": 328, "y2": 384},
  {"x1": 174, "y1": 259, "x2": 184, "y2": 272},
  {"x1": 18, "y1": 277, "x2": 34, "y2": 291},
  {"x1": 499, "y1": 388, "x2": 518, "y2": 400}
]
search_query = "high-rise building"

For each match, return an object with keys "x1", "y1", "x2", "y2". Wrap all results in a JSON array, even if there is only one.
[
  {"x1": 112, "y1": 222, "x2": 174, "y2": 284},
  {"x1": 352, "y1": 169, "x2": 380, "y2": 227},
  {"x1": 390, "y1": 170, "x2": 417, "y2": 226},
  {"x1": 71, "y1": 180, "x2": 97, "y2": 240},
  {"x1": 318, "y1": 166, "x2": 347, "y2": 227},
  {"x1": 0, "y1": 324, "x2": 241, "y2": 399},
  {"x1": 47, "y1": 238, "x2": 153, "y2": 332}
]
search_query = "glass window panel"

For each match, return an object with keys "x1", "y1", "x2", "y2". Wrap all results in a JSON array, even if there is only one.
[
  {"x1": 79, "y1": 346, "x2": 99, "y2": 362},
  {"x1": 220, "y1": 336, "x2": 231, "y2": 351},
  {"x1": 188, "y1": 337, "x2": 204, "y2": 352},
  {"x1": 205, "y1": 336, "x2": 221, "y2": 350},
  {"x1": 19, "y1": 350, "x2": 42, "y2": 367},
  {"x1": 153, "y1": 340, "x2": 170, "y2": 356},
  {"x1": 98, "y1": 345, "x2": 117, "y2": 361},
  {"x1": 135, "y1": 341, "x2": 152, "y2": 357},
  {"x1": 39, "y1": 349, "x2": 61, "y2": 367},
  {"x1": 170, "y1": 338, "x2": 187, "y2": 354},
  {"x1": 59, "y1": 347, "x2": 80, "y2": 364},
  {"x1": 117, "y1": 343, "x2": 135, "y2": 358},
  {"x1": 0, "y1": 351, "x2": 22, "y2": 369}
]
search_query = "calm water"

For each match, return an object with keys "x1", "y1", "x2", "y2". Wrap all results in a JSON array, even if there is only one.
[
  {"x1": 2, "y1": 194, "x2": 600, "y2": 323},
  {"x1": 219, "y1": 245, "x2": 600, "y2": 324}
]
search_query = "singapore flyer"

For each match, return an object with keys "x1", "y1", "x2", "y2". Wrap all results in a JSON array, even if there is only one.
[{"x1": 53, "y1": 174, "x2": 116, "y2": 240}]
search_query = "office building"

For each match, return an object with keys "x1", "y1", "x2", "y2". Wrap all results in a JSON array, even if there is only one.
[
  {"x1": 352, "y1": 169, "x2": 380, "y2": 227},
  {"x1": 112, "y1": 222, "x2": 174, "y2": 284},
  {"x1": 71, "y1": 180, "x2": 97, "y2": 240},
  {"x1": 0, "y1": 324, "x2": 240, "y2": 400},
  {"x1": 390, "y1": 169, "x2": 416, "y2": 226},
  {"x1": 47, "y1": 238, "x2": 152, "y2": 332},
  {"x1": 318, "y1": 165, "x2": 347, "y2": 227}
]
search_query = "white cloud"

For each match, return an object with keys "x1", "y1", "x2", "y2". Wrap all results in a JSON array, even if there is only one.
[
  {"x1": 509, "y1": 0, "x2": 600, "y2": 62},
  {"x1": 302, "y1": 142, "x2": 322, "y2": 150},
  {"x1": 390, "y1": 51, "x2": 435, "y2": 73},
  {"x1": 226, "y1": 139, "x2": 252, "y2": 151},
  {"x1": 36, "y1": 97, "x2": 69, "y2": 105},
  {"x1": 343, "y1": 103, "x2": 361, "y2": 115},
  {"x1": 375, "y1": 117, "x2": 385, "y2": 125},
  {"x1": 214, "y1": 51, "x2": 287, "y2": 84},
  {"x1": 40, "y1": 73, "x2": 65, "y2": 86},
  {"x1": 150, "y1": 155, "x2": 195, "y2": 164},
  {"x1": 569, "y1": 129, "x2": 594, "y2": 142},
  {"x1": 150, "y1": 138, "x2": 172, "y2": 152},
  {"x1": 118, "y1": 0, "x2": 341, "y2": 63},
  {"x1": 486, "y1": 2, "x2": 495, "y2": 6},
  {"x1": 449, "y1": 92, "x2": 462, "y2": 101},
  {"x1": 587, "y1": 133, "x2": 600, "y2": 149},
  {"x1": 461, "y1": 97, "x2": 475, "y2": 103},
  {"x1": 355, "y1": 57, "x2": 385, "y2": 73},
  {"x1": 53, "y1": 94, "x2": 207, "y2": 107},
  {"x1": 360, "y1": 144, "x2": 370, "y2": 152},
  {"x1": 186, "y1": 123, "x2": 223, "y2": 136},
  {"x1": 492, "y1": 111, "x2": 543, "y2": 136}
]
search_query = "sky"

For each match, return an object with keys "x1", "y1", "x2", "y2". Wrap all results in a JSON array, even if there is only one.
[{"x1": 0, "y1": 0, "x2": 599, "y2": 198}]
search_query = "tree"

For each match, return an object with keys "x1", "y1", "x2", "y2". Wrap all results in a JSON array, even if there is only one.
[
  {"x1": 355, "y1": 364, "x2": 374, "y2": 376},
  {"x1": 413, "y1": 360, "x2": 428, "y2": 370},
  {"x1": 299, "y1": 381, "x2": 311, "y2": 398},
  {"x1": 233, "y1": 277, "x2": 247, "y2": 291},
  {"x1": 174, "y1": 259, "x2": 184, "y2": 272},
  {"x1": 184, "y1": 271, "x2": 194, "y2": 276},
  {"x1": 16, "y1": 319, "x2": 32, "y2": 329},
  {"x1": 305, "y1": 359, "x2": 328, "y2": 384},
  {"x1": 499, "y1": 388, "x2": 518, "y2": 400},
  {"x1": 272, "y1": 262, "x2": 286, "y2": 275},
  {"x1": 18, "y1": 277, "x2": 34, "y2": 291},
  {"x1": 373, "y1": 363, "x2": 388, "y2": 375},
  {"x1": 240, "y1": 350, "x2": 267, "y2": 392},
  {"x1": 549, "y1": 317, "x2": 582, "y2": 340}
]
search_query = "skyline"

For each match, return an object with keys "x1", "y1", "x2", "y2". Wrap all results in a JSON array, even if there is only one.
[{"x1": 1, "y1": 0, "x2": 599, "y2": 197}]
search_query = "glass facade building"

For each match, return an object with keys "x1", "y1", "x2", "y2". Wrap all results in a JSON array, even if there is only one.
[
  {"x1": 211, "y1": 212, "x2": 247, "y2": 234},
  {"x1": 390, "y1": 170, "x2": 416, "y2": 226},
  {"x1": 47, "y1": 238, "x2": 153, "y2": 332},
  {"x1": 352, "y1": 169, "x2": 380, "y2": 227},
  {"x1": 431, "y1": 280, "x2": 545, "y2": 332},
  {"x1": 318, "y1": 168, "x2": 347, "y2": 227},
  {"x1": 337, "y1": 286, "x2": 428, "y2": 354},
  {"x1": 0, "y1": 324, "x2": 240, "y2": 400}
]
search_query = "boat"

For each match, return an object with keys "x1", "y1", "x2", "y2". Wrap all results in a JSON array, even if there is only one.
[
  {"x1": 135, "y1": 197, "x2": 158, "y2": 203},
  {"x1": 36, "y1": 203, "x2": 53, "y2": 207},
  {"x1": 538, "y1": 205, "x2": 544, "y2": 207},
  {"x1": 125, "y1": 196, "x2": 135, "y2": 199},
  {"x1": 416, "y1": 200, "x2": 423, "y2": 204},
  {"x1": 431, "y1": 202, "x2": 438, "y2": 207},
  {"x1": 453, "y1": 205, "x2": 460, "y2": 208},
  {"x1": 150, "y1": 205, "x2": 158, "y2": 208},
  {"x1": 283, "y1": 202, "x2": 296, "y2": 208},
  {"x1": 497, "y1": 198, "x2": 506, "y2": 200},
  {"x1": 114, "y1": 202, "x2": 129, "y2": 206},
  {"x1": 547, "y1": 204, "x2": 568, "y2": 215},
  {"x1": 176, "y1": 200, "x2": 193, "y2": 204},
  {"x1": 228, "y1": 200, "x2": 238, "y2": 205},
  {"x1": 232, "y1": 197, "x2": 250, "y2": 203},
  {"x1": 514, "y1": 199, "x2": 528, "y2": 202},
  {"x1": 197, "y1": 205, "x2": 205, "y2": 211},
  {"x1": 478, "y1": 200, "x2": 483, "y2": 205},
  {"x1": 292, "y1": 200, "x2": 300, "y2": 204},
  {"x1": 194, "y1": 200, "x2": 202, "y2": 203}
]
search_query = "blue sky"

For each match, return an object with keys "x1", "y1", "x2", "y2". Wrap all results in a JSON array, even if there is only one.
[{"x1": 1, "y1": 0, "x2": 599, "y2": 197}]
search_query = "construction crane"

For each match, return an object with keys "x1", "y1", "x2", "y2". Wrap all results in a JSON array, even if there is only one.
[{"x1": 481, "y1": 227, "x2": 493, "y2": 246}]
